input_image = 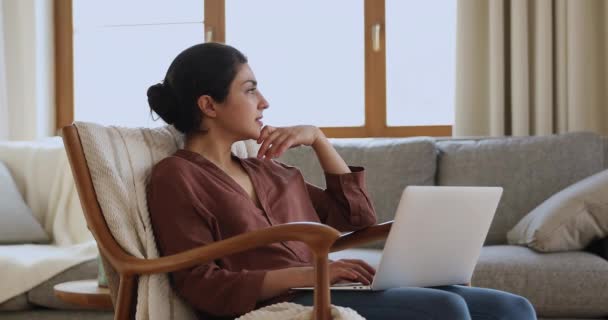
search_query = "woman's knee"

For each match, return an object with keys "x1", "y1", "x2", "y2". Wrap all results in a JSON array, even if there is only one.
[
  {"x1": 496, "y1": 295, "x2": 536, "y2": 319},
  {"x1": 426, "y1": 292, "x2": 471, "y2": 320},
  {"x1": 474, "y1": 292, "x2": 536, "y2": 320},
  {"x1": 350, "y1": 289, "x2": 471, "y2": 320}
]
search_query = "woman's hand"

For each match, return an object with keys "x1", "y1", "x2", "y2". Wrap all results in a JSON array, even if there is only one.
[
  {"x1": 259, "y1": 259, "x2": 375, "y2": 301},
  {"x1": 327, "y1": 259, "x2": 376, "y2": 285},
  {"x1": 256, "y1": 125, "x2": 323, "y2": 159}
]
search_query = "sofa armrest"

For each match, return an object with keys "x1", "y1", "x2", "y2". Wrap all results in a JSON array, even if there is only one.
[{"x1": 585, "y1": 236, "x2": 608, "y2": 261}]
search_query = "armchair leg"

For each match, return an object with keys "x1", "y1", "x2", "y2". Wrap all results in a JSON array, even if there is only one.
[
  {"x1": 115, "y1": 275, "x2": 137, "y2": 320},
  {"x1": 313, "y1": 252, "x2": 332, "y2": 320}
]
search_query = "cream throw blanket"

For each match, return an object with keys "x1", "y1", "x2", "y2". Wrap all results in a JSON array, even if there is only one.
[
  {"x1": 75, "y1": 121, "x2": 364, "y2": 320},
  {"x1": 0, "y1": 138, "x2": 98, "y2": 304}
]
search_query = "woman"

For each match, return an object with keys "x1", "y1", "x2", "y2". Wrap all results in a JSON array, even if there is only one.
[{"x1": 146, "y1": 43, "x2": 536, "y2": 320}]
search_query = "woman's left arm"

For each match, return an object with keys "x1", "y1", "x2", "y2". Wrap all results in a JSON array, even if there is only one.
[
  {"x1": 309, "y1": 130, "x2": 351, "y2": 174},
  {"x1": 256, "y1": 125, "x2": 348, "y2": 174},
  {"x1": 257, "y1": 125, "x2": 377, "y2": 231}
]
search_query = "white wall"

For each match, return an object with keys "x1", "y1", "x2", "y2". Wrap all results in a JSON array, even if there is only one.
[{"x1": 1, "y1": 0, "x2": 55, "y2": 141}]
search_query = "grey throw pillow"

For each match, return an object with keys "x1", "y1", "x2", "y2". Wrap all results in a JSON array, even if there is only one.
[
  {"x1": 0, "y1": 161, "x2": 49, "y2": 244},
  {"x1": 507, "y1": 169, "x2": 608, "y2": 252}
]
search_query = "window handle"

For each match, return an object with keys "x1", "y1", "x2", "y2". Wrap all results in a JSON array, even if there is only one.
[
  {"x1": 372, "y1": 23, "x2": 381, "y2": 52},
  {"x1": 205, "y1": 28, "x2": 214, "y2": 42}
]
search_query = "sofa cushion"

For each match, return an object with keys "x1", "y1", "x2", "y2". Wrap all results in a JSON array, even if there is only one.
[
  {"x1": 603, "y1": 136, "x2": 608, "y2": 169},
  {"x1": 0, "y1": 293, "x2": 32, "y2": 311},
  {"x1": 436, "y1": 132, "x2": 604, "y2": 245},
  {"x1": 27, "y1": 259, "x2": 98, "y2": 309},
  {"x1": 508, "y1": 169, "x2": 608, "y2": 252},
  {"x1": 472, "y1": 245, "x2": 608, "y2": 318},
  {"x1": 278, "y1": 137, "x2": 437, "y2": 248},
  {"x1": 0, "y1": 161, "x2": 49, "y2": 244}
]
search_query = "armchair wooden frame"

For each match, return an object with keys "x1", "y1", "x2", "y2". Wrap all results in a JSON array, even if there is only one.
[{"x1": 62, "y1": 124, "x2": 393, "y2": 320}]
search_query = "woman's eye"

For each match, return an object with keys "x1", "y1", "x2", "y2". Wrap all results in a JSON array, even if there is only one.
[{"x1": 247, "y1": 88, "x2": 257, "y2": 93}]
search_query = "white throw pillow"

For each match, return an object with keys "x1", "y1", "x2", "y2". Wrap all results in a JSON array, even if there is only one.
[
  {"x1": 507, "y1": 169, "x2": 608, "y2": 252},
  {"x1": 0, "y1": 161, "x2": 49, "y2": 244}
]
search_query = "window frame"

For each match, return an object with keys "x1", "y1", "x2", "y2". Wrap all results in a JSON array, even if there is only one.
[{"x1": 54, "y1": 0, "x2": 452, "y2": 137}]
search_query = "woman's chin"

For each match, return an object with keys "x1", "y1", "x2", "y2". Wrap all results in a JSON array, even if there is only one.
[
  {"x1": 244, "y1": 129, "x2": 261, "y2": 142},
  {"x1": 254, "y1": 125, "x2": 264, "y2": 137}
]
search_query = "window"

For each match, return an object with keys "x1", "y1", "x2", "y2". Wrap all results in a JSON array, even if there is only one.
[
  {"x1": 386, "y1": 0, "x2": 456, "y2": 126},
  {"x1": 71, "y1": 0, "x2": 204, "y2": 128},
  {"x1": 56, "y1": 0, "x2": 454, "y2": 137},
  {"x1": 226, "y1": 0, "x2": 365, "y2": 128}
]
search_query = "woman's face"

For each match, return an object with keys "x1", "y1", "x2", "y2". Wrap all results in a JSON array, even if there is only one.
[{"x1": 215, "y1": 63, "x2": 269, "y2": 140}]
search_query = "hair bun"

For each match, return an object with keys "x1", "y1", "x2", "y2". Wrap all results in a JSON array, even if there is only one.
[{"x1": 147, "y1": 82, "x2": 177, "y2": 125}]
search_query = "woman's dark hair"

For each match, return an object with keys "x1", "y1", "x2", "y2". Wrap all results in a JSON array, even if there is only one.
[{"x1": 147, "y1": 43, "x2": 248, "y2": 133}]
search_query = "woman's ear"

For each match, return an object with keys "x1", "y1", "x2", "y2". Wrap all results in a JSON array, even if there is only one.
[{"x1": 197, "y1": 95, "x2": 218, "y2": 118}]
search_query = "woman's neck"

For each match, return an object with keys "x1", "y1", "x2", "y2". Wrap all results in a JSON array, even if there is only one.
[{"x1": 184, "y1": 131, "x2": 237, "y2": 170}]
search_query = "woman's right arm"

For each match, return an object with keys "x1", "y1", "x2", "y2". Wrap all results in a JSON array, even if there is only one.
[
  {"x1": 259, "y1": 259, "x2": 376, "y2": 301},
  {"x1": 148, "y1": 164, "x2": 268, "y2": 316}
]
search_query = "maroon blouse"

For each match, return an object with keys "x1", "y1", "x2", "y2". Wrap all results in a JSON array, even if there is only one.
[{"x1": 147, "y1": 149, "x2": 377, "y2": 319}]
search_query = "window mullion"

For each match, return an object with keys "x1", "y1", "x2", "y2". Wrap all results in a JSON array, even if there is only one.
[
  {"x1": 54, "y1": 0, "x2": 74, "y2": 132},
  {"x1": 364, "y1": 0, "x2": 386, "y2": 137},
  {"x1": 204, "y1": 0, "x2": 225, "y2": 43}
]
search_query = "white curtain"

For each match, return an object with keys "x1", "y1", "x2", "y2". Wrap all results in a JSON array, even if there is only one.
[
  {"x1": 1, "y1": 0, "x2": 55, "y2": 141},
  {"x1": 454, "y1": 0, "x2": 608, "y2": 137},
  {"x1": 0, "y1": 1, "x2": 8, "y2": 140}
]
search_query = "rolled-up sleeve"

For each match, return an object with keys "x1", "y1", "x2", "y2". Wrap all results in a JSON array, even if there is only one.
[
  {"x1": 147, "y1": 165, "x2": 267, "y2": 317},
  {"x1": 305, "y1": 166, "x2": 377, "y2": 232},
  {"x1": 178, "y1": 264, "x2": 266, "y2": 317}
]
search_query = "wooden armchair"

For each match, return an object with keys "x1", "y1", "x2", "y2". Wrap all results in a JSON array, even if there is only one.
[{"x1": 62, "y1": 124, "x2": 393, "y2": 320}]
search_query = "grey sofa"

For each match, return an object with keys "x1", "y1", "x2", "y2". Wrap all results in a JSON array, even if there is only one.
[
  {"x1": 2, "y1": 131, "x2": 606, "y2": 319},
  {"x1": 281, "y1": 131, "x2": 608, "y2": 320}
]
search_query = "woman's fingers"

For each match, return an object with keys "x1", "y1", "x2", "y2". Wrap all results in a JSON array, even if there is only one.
[
  {"x1": 265, "y1": 134, "x2": 291, "y2": 158},
  {"x1": 257, "y1": 125, "x2": 273, "y2": 144},
  {"x1": 256, "y1": 126, "x2": 312, "y2": 159},
  {"x1": 343, "y1": 259, "x2": 376, "y2": 276},
  {"x1": 342, "y1": 262, "x2": 373, "y2": 284},
  {"x1": 330, "y1": 260, "x2": 373, "y2": 285},
  {"x1": 273, "y1": 136, "x2": 296, "y2": 158},
  {"x1": 257, "y1": 129, "x2": 281, "y2": 159},
  {"x1": 343, "y1": 268, "x2": 370, "y2": 285},
  {"x1": 329, "y1": 261, "x2": 354, "y2": 283},
  {"x1": 334, "y1": 269, "x2": 360, "y2": 284}
]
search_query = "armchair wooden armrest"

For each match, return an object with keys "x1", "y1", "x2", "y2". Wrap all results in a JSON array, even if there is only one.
[
  {"x1": 121, "y1": 222, "x2": 340, "y2": 275},
  {"x1": 116, "y1": 222, "x2": 340, "y2": 320}
]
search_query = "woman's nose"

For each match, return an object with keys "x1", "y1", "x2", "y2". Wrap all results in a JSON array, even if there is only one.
[{"x1": 258, "y1": 93, "x2": 269, "y2": 109}]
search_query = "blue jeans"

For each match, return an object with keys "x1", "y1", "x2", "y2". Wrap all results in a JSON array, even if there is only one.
[{"x1": 291, "y1": 285, "x2": 536, "y2": 320}]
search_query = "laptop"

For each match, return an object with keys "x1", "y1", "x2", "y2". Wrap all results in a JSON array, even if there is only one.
[{"x1": 291, "y1": 186, "x2": 503, "y2": 291}]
